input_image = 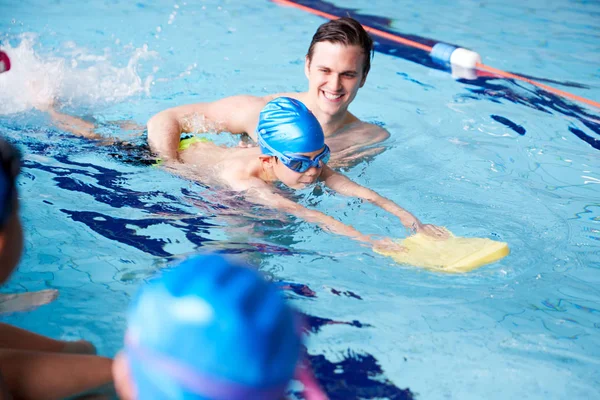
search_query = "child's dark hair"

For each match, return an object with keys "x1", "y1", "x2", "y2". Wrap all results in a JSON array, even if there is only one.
[
  {"x1": 306, "y1": 17, "x2": 374, "y2": 76},
  {"x1": 0, "y1": 137, "x2": 21, "y2": 229}
]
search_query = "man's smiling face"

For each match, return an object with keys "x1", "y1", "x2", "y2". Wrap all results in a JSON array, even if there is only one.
[{"x1": 305, "y1": 41, "x2": 367, "y2": 120}]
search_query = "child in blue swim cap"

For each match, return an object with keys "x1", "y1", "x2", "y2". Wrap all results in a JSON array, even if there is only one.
[
  {"x1": 255, "y1": 97, "x2": 331, "y2": 189},
  {"x1": 250, "y1": 98, "x2": 445, "y2": 243},
  {"x1": 113, "y1": 253, "x2": 327, "y2": 400}
]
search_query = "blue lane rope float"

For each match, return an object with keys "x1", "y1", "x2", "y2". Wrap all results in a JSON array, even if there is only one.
[{"x1": 273, "y1": 0, "x2": 600, "y2": 110}]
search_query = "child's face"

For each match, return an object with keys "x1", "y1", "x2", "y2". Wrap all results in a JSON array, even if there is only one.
[
  {"x1": 273, "y1": 148, "x2": 327, "y2": 189},
  {"x1": 0, "y1": 197, "x2": 23, "y2": 284}
]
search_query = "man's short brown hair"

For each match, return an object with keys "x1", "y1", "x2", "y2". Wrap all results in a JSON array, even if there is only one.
[{"x1": 306, "y1": 17, "x2": 374, "y2": 76}]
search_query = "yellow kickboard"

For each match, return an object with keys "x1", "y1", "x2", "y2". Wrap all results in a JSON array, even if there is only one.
[{"x1": 375, "y1": 232, "x2": 510, "y2": 273}]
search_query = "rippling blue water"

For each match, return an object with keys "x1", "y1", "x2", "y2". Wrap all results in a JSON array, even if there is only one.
[{"x1": 1, "y1": 0, "x2": 599, "y2": 399}]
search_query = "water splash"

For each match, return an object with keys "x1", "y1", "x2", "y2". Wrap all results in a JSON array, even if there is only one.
[{"x1": 0, "y1": 33, "x2": 157, "y2": 115}]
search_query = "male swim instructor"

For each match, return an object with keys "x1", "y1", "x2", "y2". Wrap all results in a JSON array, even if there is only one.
[{"x1": 147, "y1": 17, "x2": 389, "y2": 167}]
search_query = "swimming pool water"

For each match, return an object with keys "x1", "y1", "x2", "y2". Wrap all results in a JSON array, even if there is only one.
[{"x1": 1, "y1": 0, "x2": 599, "y2": 399}]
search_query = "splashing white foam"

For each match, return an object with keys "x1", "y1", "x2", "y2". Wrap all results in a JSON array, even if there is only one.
[{"x1": 0, "y1": 33, "x2": 158, "y2": 115}]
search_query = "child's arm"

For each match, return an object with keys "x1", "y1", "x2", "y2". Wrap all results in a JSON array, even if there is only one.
[
  {"x1": 320, "y1": 166, "x2": 448, "y2": 238},
  {"x1": 41, "y1": 104, "x2": 142, "y2": 144},
  {"x1": 244, "y1": 183, "x2": 402, "y2": 251},
  {"x1": 46, "y1": 108, "x2": 99, "y2": 138}
]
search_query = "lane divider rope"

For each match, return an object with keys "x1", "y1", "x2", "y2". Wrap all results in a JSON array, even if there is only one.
[{"x1": 273, "y1": 0, "x2": 600, "y2": 110}]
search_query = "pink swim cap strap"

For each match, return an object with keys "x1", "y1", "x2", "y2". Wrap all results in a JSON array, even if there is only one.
[
  {"x1": 125, "y1": 335, "x2": 288, "y2": 400},
  {"x1": 296, "y1": 358, "x2": 329, "y2": 400}
]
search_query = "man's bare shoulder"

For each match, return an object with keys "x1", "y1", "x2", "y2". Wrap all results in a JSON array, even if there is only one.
[
  {"x1": 341, "y1": 112, "x2": 389, "y2": 140},
  {"x1": 338, "y1": 120, "x2": 390, "y2": 143},
  {"x1": 360, "y1": 121, "x2": 390, "y2": 142}
]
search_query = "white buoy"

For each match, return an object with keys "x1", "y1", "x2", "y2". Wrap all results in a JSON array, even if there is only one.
[{"x1": 450, "y1": 48, "x2": 481, "y2": 69}]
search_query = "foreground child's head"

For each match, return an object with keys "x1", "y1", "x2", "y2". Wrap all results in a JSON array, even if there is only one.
[
  {"x1": 113, "y1": 254, "x2": 303, "y2": 400},
  {"x1": 257, "y1": 97, "x2": 330, "y2": 189}
]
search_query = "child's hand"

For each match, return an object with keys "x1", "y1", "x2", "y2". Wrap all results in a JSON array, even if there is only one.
[
  {"x1": 416, "y1": 224, "x2": 449, "y2": 239},
  {"x1": 371, "y1": 238, "x2": 406, "y2": 253}
]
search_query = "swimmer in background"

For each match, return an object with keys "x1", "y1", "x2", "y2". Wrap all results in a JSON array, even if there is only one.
[
  {"x1": 0, "y1": 137, "x2": 113, "y2": 400},
  {"x1": 163, "y1": 96, "x2": 446, "y2": 246},
  {"x1": 112, "y1": 253, "x2": 327, "y2": 400}
]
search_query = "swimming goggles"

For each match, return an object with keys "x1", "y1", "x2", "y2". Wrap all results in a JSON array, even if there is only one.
[
  {"x1": 258, "y1": 137, "x2": 330, "y2": 173},
  {"x1": 0, "y1": 138, "x2": 21, "y2": 228}
]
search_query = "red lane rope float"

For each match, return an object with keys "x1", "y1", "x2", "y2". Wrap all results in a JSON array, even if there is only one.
[{"x1": 273, "y1": 0, "x2": 600, "y2": 110}]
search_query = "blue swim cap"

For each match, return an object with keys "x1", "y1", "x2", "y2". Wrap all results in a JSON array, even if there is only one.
[
  {"x1": 125, "y1": 254, "x2": 302, "y2": 400},
  {"x1": 257, "y1": 97, "x2": 324, "y2": 155}
]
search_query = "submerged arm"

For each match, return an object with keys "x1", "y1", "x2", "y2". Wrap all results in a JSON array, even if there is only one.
[
  {"x1": 321, "y1": 166, "x2": 448, "y2": 238},
  {"x1": 46, "y1": 109, "x2": 97, "y2": 138},
  {"x1": 147, "y1": 95, "x2": 268, "y2": 161},
  {"x1": 244, "y1": 182, "x2": 398, "y2": 249},
  {"x1": 43, "y1": 106, "x2": 143, "y2": 142}
]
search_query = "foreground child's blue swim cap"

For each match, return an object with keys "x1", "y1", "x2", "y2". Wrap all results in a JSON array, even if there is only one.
[
  {"x1": 257, "y1": 97, "x2": 325, "y2": 155},
  {"x1": 125, "y1": 254, "x2": 302, "y2": 399}
]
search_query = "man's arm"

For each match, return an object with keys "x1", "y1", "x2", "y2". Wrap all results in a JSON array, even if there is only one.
[
  {"x1": 320, "y1": 166, "x2": 448, "y2": 238},
  {"x1": 147, "y1": 95, "x2": 268, "y2": 161}
]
